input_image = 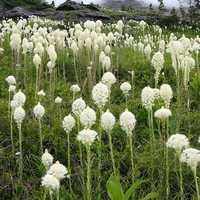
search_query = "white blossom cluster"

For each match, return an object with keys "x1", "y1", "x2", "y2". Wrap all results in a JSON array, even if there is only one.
[
  {"x1": 62, "y1": 114, "x2": 76, "y2": 133},
  {"x1": 180, "y1": 148, "x2": 200, "y2": 172},
  {"x1": 92, "y1": 82, "x2": 109, "y2": 109},
  {"x1": 77, "y1": 129, "x2": 98, "y2": 145},
  {"x1": 72, "y1": 97, "x2": 86, "y2": 117},
  {"x1": 101, "y1": 110, "x2": 116, "y2": 132},
  {"x1": 166, "y1": 134, "x2": 189, "y2": 154},
  {"x1": 120, "y1": 109, "x2": 136, "y2": 136},
  {"x1": 41, "y1": 150, "x2": 68, "y2": 192}
]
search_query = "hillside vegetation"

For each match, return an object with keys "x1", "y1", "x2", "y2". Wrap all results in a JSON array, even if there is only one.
[{"x1": 0, "y1": 0, "x2": 46, "y2": 8}]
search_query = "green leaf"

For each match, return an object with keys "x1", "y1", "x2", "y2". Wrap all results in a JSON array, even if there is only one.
[
  {"x1": 106, "y1": 175, "x2": 124, "y2": 200},
  {"x1": 124, "y1": 179, "x2": 147, "y2": 200},
  {"x1": 140, "y1": 192, "x2": 159, "y2": 200}
]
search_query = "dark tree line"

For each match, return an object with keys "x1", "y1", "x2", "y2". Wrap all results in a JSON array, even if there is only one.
[
  {"x1": 0, "y1": 0, "x2": 47, "y2": 8},
  {"x1": 178, "y1": 0, "x2": 200, "y2": 8}
]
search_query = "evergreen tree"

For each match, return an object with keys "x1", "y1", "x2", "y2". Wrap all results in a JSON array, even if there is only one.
[
  {"x1": 149, "y1": 3, "x2": 153, "y2": 11},
  {"x1": 195, "y1": 0, "x2": 200, "y2": 8},
  {"x1": 158, "y1": 0, "x2": 164, "y2": 10}
]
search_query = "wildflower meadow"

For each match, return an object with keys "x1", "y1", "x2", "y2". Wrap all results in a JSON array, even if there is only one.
[{"x1": 1, "y1": 17, "x2": 200, "y2": 200}]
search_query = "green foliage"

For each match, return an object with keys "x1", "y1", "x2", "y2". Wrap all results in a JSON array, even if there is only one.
[{"x1": 106, "y1": 175, "x2": 159, "y2": 200}]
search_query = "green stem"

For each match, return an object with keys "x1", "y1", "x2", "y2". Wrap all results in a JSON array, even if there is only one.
[
  {"x1": 131, "y1": 72, "x2": 134, "y2": 97},
  {"x1": 43, "y1": 189, "x2": 47, "y2": 200},
  {"x1": 163, "y1": 120, "x2": 169, "y2": 200},
  {"x1": 39, "y1": 119, "x2": 43, "y2": 155},
  {"x1": 36, "y1": 67, "x2": 39, "y2": 98},
  {"x1": 10, "y1": 110, "x2": 15, "y2": 157},
  {"x1": 178, "y1": 158, "x2": 184, "y2": 200},
  {"x1": 56, "y1": 190, "x2": 60, "y2": 200},
  {"x1": 50, "y1": 72, "x2": 52, "y2": 101},
  {"x1": 86, "y1": 145, "x2": 91, "y2": 200},
  {"x1": 148, "y1": 108, "x2": 154, "y2": 189},
  {"x1": 77, "y1": 118, "x2": 85, "y2": 198},
  {"x1": 8, "y1": 91, "x2": 10, "y2": 119},
  {"x1": 194, "y1": 169, "x2": 200, "y2": 200},
  {"x1": 129, "y1": 135, "x2": 134, "y2": 183},
  {"x1": 157, "y1": 120, "x2": 162, "y2": 141},
  {"x1": 67, "y1": 132, "x2": 72, "y2": 193},
  {"x1": 73, "y1": 55, "x2": 79, "y2": 84},
  {"x1": 108, "y1": 131, "x2": 116, "y2": 175},
  {"x1": 125, "y1": 95, "x2": 128, "y2": 108},
  {"x1": 24, "y1": 54, "x2": 26, "y2": 87},
  {"x1": 176, "y1": 70, "x2": 181, "y2": 132},
  {"x1": 77, "y1": 118, "x2": 83, "y2": 170},
  {"x1": 97, "y1": 108, "x2": 102, "y2": 198},
  {"x1": 18, "y1": 123, "x2": 23, "y2": 181}
]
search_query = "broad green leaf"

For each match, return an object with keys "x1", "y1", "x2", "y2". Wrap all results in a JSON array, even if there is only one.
[
  {"x1": 140, "y1": 192, "x2": 159, "y2": 200},
  {"x1": 124, "y1": 179, "x2": 147, "y2": 200},
  {"x1": 106, "y1": 175, "x2": 124, "y2": 200}
]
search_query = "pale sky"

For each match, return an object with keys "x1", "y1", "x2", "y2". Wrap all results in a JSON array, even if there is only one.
[{"x1": 47, "y1": 0, "x2": 180, "y2": 7}]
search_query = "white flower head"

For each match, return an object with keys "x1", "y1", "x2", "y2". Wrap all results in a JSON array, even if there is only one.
[
  {"x1": 47, "y1": 45, "x2": 57, "y2": 64},
  {"x1": 120, "y1": 109, "x2": 136, "y2": 136},
  {"x1": 62, "y1": 114, "x2": 75, "y2": 133},
  {"x1": 77, "y1": 129, "x2": 98, "y2": 145},
  {"x1": 105, "y1": 45, "x2": 111, "y2": 55},
  {"x1": 120, "y1": 82, "x2": 131, "y2": 96},
  {"x1": 33, "y1": 102, "x2": 45, "y2": 119},
  {"x1": 72, "y1": 97, "x2": 86, "y2": 117},
  {"x1": 33, "y1": 54, "x2": 41, "y2": 68},
  {"x1": 70, "y1": 84, "x2": 80, "y2": 93},
  {"x1": 92, "y1": 82, "x2": 109, "y2": 109},
  {"x1": 41, "y1": 174, "x2": 60, "y2": 191},
  {"x1": 101, "y1": 109, "x2": 116, "y2": 132},
  {"x1": 13, "y1": 90, "x2": 26, "y2": 107},
  {"x1": 180, "y1": 148, "x2": 200, "y2": 171},
  {"x1": 166, "y1": 133, "x2": 189, "y2": 154},
  {"x1": 80, "y1": 106, "x2": 96, "y2": 128},
  {"x1": 160, "y1": 84, "x2": 173, "y2": 108},
  {"x1": 153, "y1": 88, "x2": 160, "y2": 99},
  {"x1": 55, "y1": 97, "x2": 62, "y2": 104},
  {"x1": 5, "y1": 75, "x2": 16, "y2": 85},
  {"x1": 102, "y1": 56, "x2": 111, "y2": 71},
  {"x1": 42, "y1": 149, "x2": 54, "y2": 169},
  {"x1": 47, "y1": 161, "x2": 68, "y2": 180},
  {"x1": 47, "y1": 61, "x2": 55, "y2": 73},
  {"x1": 37, "y1": 90, "x2": 46, "y2": 97},
  {"x1": 10, "y1": 100, "x2": 18, "y2": 111},
  {"x1": 154, "y1": 107, "x2": 172, "y2": 120},
  {"x1": 14, "y1": 106, "x2": 25, "y2": 126},
  {"x1": 151, "y1": 51, "x2": 164, "y2": 71},
  {"x1": 141, "y1": 86, "x2": 155, "y2": 110},
  {"x1": 101, "y1": 72, "x2": 116, "y2": 88}
]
